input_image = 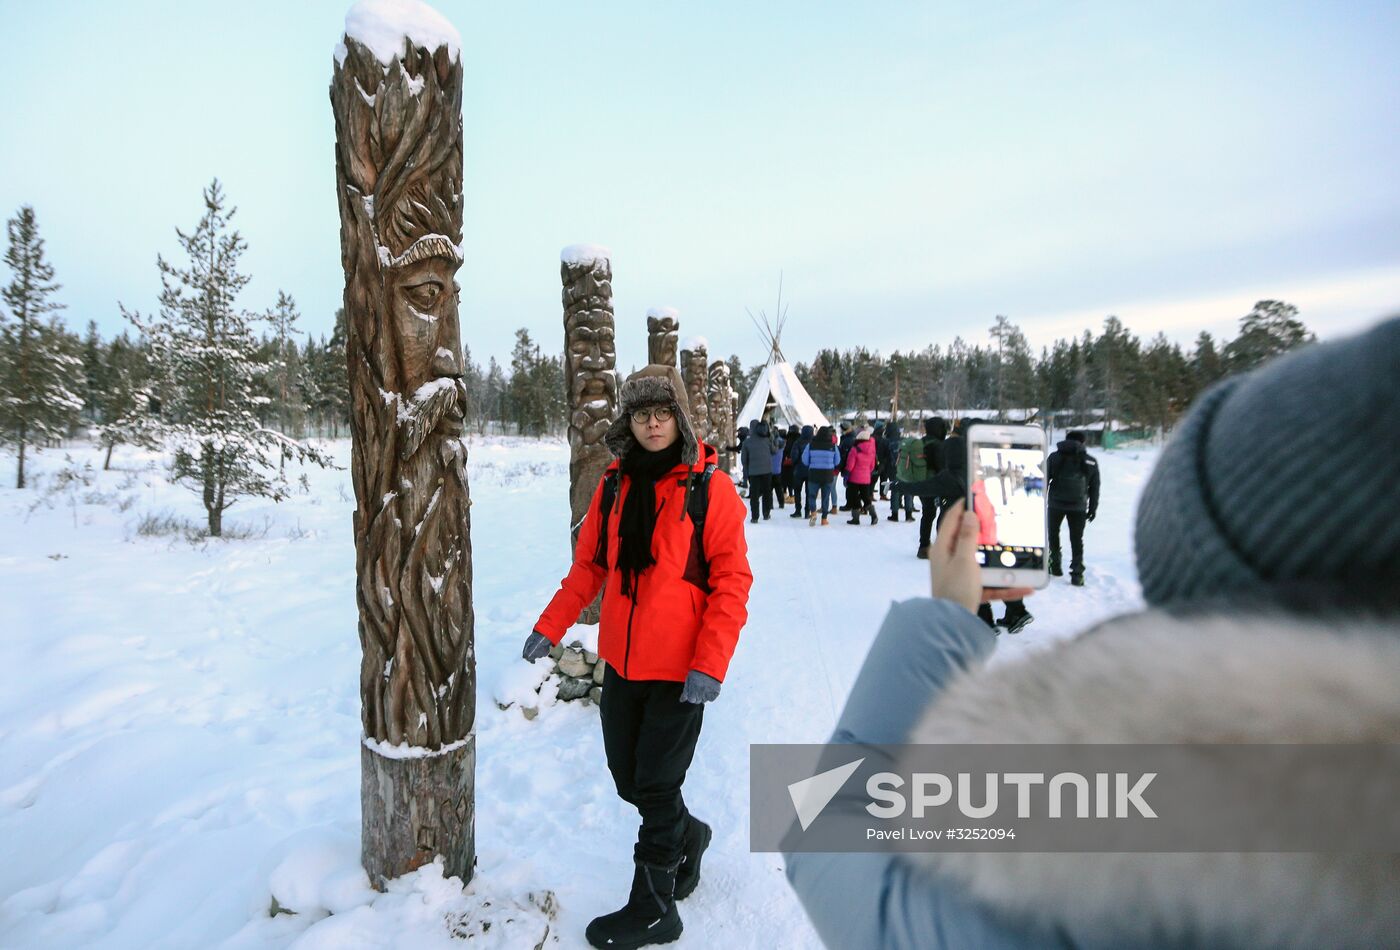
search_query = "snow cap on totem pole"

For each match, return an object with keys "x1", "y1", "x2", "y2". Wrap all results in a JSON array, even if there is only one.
[
  {"x1": 561, "y1": 244, "x2": 612, "y2": 266},
  {"x1": 332, "y1": 0, "x2": 465, "y2": 273},
  {"x1": 336, "y1": 0, "x2": 462, "y2": 66}
]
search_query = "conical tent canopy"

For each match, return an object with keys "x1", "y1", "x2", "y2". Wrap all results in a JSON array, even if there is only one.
[
  {"x1": 739, "y1": 273, "x2": 829, "y2": 431},
  {"x1": 738, "y1": 356, "x2": 828, "y2": 431}
]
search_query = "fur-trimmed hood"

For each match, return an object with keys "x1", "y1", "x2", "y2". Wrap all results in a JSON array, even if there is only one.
[
  {"x1": 905, "y1": 611, "x2": 1400, "y2": 949},
  {"x1": 602, "y1": 364, "x2": 700, "y2": 466}
]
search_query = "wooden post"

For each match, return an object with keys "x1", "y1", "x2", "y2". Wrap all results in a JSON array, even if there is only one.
[
  {"x1": 330, "y1": 5, "x2": 475, "y2": 889},
  {"x1": 680, "y1": 340, "x2": 712, "y2": 443},
  {"x1": 646, "y1": 309, "x2": 679, "y2": 368},
  {"x1": 707, "y1": 359, "x2": 736, "y2": 473},
  {"x1": 561, "y1": 246, "x2": 617, "y2": 625}
]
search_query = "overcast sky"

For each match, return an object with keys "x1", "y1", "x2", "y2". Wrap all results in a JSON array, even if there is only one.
[{"x1": 2, "y1": 0, "x2": 1396, "y2": 372}]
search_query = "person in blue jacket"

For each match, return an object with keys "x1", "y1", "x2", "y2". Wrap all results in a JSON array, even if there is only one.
[
  {"x1": 783, "y1": 317, "x2": 1400, "y2": 949},
  {"x1": 801, "y1": 425, "x2": 842, "y2": 526}
]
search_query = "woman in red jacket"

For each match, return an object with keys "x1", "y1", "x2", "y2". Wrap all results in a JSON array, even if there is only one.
[{"x1": 522, "y1": 364, "x2": 752, "y2": 950}]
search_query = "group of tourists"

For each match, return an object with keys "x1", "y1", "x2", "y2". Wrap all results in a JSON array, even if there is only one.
[{"x1": 733, "y1": 413, "x2": 1101, "y2": 621}]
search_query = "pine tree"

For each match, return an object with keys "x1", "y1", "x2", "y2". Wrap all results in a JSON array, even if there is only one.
[
  {"x1": 121, "y1": 180, "x2": 330, "y2": 536},
  {"x1": 1091, "y1": 316, "x2": 1141, "y2": 433},
  {"x1": 460, "y1": 343, "x2": 486, "y2": 435},
  {"x1": 1222, "y1": 300, "x2": 1313, "y2": 372},
  {"x1": 725, "y1": 354, "x2": 745, "y2": 408},
  {"x1": 0, "y1": 206, "x2": 83, "y2": 488},
  {"x1": 96, "y1": 331, "x2": 160, "y2": 470}
]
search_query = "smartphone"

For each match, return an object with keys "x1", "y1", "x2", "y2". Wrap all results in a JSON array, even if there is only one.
[{"x1": 964, "y1": 423, "x2": 1049, "y2": 589}]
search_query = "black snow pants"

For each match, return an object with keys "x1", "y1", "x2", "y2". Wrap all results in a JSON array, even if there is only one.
[
  {"x1": 600, "y1": 663, "x2": 705, "y2": 867},
  {"x1": 918, "y1": 495, "x2": 943, "y2": 545},
  {"x1": 748, "y1": 474, "x2": 773, "y2": 519},
  {"x1": 1049, "y1": 509, "x2": 1087, "y2": 576}
]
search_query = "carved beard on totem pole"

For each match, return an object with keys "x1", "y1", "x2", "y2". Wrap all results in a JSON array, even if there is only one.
[{"x1": 331, "y1": 35, "x2": 474, "y2": 753}]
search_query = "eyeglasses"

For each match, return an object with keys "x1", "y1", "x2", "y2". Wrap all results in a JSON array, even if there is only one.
[{"x1": 630, "y1": 406, "x2": 675, "y2": 424}]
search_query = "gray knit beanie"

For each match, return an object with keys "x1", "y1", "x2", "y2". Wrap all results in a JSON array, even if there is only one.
[{"x1": 1135, "y1": 316, "x2": 1400, "y2": 611}]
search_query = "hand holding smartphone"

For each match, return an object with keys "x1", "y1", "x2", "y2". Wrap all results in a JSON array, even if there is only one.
[{"x1": 964, "y1": 423, "x2": 1050, "y2": 590}]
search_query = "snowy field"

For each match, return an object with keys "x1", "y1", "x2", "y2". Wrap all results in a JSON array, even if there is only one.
[{"x1": 0, "y1": 436, "x2": 1156, "y2": 949}]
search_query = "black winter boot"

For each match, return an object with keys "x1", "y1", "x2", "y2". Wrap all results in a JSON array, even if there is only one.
[
  {"x1": 674, "y1": 815, "x2": 712, "y2": 900},
  {"x1": 916, "y1": 543, "x2": 929, "y2": 559},
  {"x1": 586, "y1": 860, "x2": 683, "y2": 949},
  {"x1": 1070, "y1": 572, "x2": 1085, "y2": 587},
  {"x1": 1049, "y1": 553, "x2": 1062, "y2": 576}
]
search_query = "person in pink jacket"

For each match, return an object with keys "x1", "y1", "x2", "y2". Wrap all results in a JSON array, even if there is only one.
[
  {"x1": 844, "y1": 426, "x2": 879, "y2": 525},
  {"x1": 970, "y1": 479, "x2": 998, "y2": 545}
]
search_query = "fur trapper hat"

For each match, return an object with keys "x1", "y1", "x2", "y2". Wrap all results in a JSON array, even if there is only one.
[{"x1": 603, "y1": 364, "x2": 700, "y2": 465}]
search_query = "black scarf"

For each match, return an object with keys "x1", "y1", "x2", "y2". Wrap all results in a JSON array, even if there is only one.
[{"x1": 616, "y1": 438, "x2": 684, "y2": 597}]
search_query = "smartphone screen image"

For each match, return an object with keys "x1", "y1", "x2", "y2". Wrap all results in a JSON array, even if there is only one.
[{"x1": 966, "y1": 425, "x2": 1049, "y2": 587}]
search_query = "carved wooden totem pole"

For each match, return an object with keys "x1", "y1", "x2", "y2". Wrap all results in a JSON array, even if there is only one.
[
  {"x1": 646, "y1": 308, "x2": 679, "y2": 367},
  {"x1": 707, "y1": 359, "x2": 737, "y2": 472},
  {"x1": 680, "y1": 339, "x2": 712, "y2": 443},
  {"x1": 331, "y1": 14, "x2": 475, "y2": 889},
  {"x1": 561, "y1": 246, "x2": 617, "y2": 624}
]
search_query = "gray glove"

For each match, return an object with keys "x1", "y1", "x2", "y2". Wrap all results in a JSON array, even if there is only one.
[
  {"x1": 522, "y1": 630, "x2": 552, "y2": 662},
  {"x1": 679, "y1": 670, "x2": 721, "y2": 704}
]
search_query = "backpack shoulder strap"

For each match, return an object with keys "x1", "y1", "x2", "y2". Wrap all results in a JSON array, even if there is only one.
[
  {"x1": 681, "y1": 464, "x2": 718, "y2": 593},
  {"x1": 591, "y1": 470, "x2": 620, "y2": 568},
  {"x1": 687, "y1": 463, "x2": 717, "y2": 527}
]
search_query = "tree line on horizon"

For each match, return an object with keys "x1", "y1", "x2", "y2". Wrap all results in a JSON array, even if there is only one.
[
  {"x1": 786, "y1": 304, "x2": 1315, "y2": 434},
  {"x1": 2, "y1": 189, "x2": 1319, "y2": 511}
]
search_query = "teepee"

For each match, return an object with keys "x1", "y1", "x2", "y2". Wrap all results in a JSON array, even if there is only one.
[{"x1": 737, "y1": 278, "x2": 829, "y2": 431}]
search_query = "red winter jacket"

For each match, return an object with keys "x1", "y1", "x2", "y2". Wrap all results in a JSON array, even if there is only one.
[
  {"x1": 844, "y1": 438, "x2": 877, "y2": 485},
  {"x1": 533, "y1": 443, "x2": 753, "y2": 682}
]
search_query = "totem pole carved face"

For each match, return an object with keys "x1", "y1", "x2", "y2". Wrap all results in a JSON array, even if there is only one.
[
  {"x1": 567, "y1": 323, "x2": 616, "y2": 401},
  {"x1": 566, "y1": 319, "x2": 617, "y2": 451},
  {"x1": 389, "y1": 253, "x2": 467, "y2": 457},
  {"x1": 647, "y1": 315, "x2": 679, "y2": 367}
]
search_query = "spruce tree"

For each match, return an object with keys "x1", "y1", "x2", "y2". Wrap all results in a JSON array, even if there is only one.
[
  {"x1": 483, "y1": 357, "x2": 506, "y2": 433},
  {"x1": 121, "y1": 180, "x2": 330, "y2": 536},
  {"x1": 81, "y1": 320, "x2": 108, "y2": 424},
  {"x1": 264, "y1": 290, "x2": 307, "y2": 453},
  {"x1": 0, "y1": 206, "x2": 83, "y2": 488},
  {"x1": 1191, "y1": 331, "x2": 1225, "y2": 389}
]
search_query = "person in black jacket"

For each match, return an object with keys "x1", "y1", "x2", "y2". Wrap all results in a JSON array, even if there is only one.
[
  {"x1": 915, "y1": 417, "x2": 948, "y2": 555},
  {"x1": 1046, "y1": 430, "x2": 1101, "y2": 586},
  {"x1": 873, "y1": 422, "x2": 890, "y2": 500},
  {"x1": 837, "y1": 421, "x2": 856, "y2": 510},
  {"x1": 788, "y1": 424, "x2": 814, "y2": 519}
]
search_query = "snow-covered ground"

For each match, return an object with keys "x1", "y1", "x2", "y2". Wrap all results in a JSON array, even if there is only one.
[{"x1": 0, "y1": 436, "x2": 1157, "y2": 948}]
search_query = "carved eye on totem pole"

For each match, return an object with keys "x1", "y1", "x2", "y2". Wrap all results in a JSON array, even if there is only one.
[{"x1": 388, "y1": 254, "x2": 467, "y2": 449}]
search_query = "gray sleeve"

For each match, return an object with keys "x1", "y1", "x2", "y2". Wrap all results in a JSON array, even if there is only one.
[{"x1": 784, "y1": 598, "x2": 1051, "y2": 949}]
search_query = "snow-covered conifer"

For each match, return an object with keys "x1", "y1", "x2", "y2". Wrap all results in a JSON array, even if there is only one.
[
  {"x1": 0, "y1": 205, "x2": 84, "y2": 488},
  {"x1": 121, "y1": 181, "x2": 331, "y2": 536}
]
